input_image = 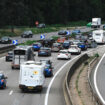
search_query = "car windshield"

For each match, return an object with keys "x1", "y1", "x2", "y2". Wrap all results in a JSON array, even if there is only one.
[
  {"x1": 8, "y1": 52, "x2": 13, "y2": 55},
  {"x1": 1, "y1": 37, "x2": 8, "y2": 40},
  {"x1": 53, "y1": 43, "x2": 60, "y2": 47},
  {"x1": 0, "y1": 74, "x2": 4, "y2": 79},
  {"x1": 60, "y1": 51, "x2": 67, "y2": 53},
  {"x1": 71, "y1": 46, "x2": 77, "y2": 49}
]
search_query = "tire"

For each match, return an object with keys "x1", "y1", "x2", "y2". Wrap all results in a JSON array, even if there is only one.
[{"x1": 11, "y1": 66, "x2": 14, "y2": 70}]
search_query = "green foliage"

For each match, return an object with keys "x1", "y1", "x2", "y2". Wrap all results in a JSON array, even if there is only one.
[
  {"x1": 19, "y1": 40, "x2": 37, "y2": 45},
  {"x1": 0, "y1": 0, "x2": 105, "y2": 28},
  {"x1": 94, "y1": 53, "x2": 99, "y2": 57}
]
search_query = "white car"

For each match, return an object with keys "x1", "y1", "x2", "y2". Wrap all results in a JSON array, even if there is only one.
[
  {"x1": 57, "y1": 50, "x2": 71, "y2": 60},
  {"x1": 68, "y1": 45, "x2": 81, "y2": 54},
  {"x1": 72, "y1": 40, "x2": 81, "y2": 45}
]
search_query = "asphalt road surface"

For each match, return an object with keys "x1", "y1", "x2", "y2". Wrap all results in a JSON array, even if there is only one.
[
  {"x1": 0, "y1": 27, "x2": 91, "y2": 48},
  {"x1": 94, "y1": 52, "x2": 105, "y2": 105},
  {"x1": 0, "y1": 49, "x2": 88, "y2": 105}
]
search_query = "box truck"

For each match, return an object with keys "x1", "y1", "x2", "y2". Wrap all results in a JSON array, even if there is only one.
[
  {"x1": 19, "y1": 61, "x2": 45, "y2": 92},
  {"x1": 92, "y1": 30, "x2": 105, "y2": 44},
  {"x1": 91, "y1": 18, "x2": 101, "y2": 28}
]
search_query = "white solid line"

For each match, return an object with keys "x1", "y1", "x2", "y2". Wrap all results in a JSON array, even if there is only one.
[
  {"x1": 44, "y1": 52, "x2": 85, "y2": 105},
  {"x1": 44, "y1": 46, "x2": 104, "y2": 105},
  {"x1": 9, "y1": 90, "x2": 13, "y2": 95},
  {"x1": 94, "y1": 53, "x2": 105, "y2": 104}
]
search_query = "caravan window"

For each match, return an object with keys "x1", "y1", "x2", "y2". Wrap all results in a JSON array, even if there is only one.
[
  {"x1": 14, "y1": 50, "x2": 25, "y2": 55},
  {"x1": 95, "y1": 34, "x2": 101, "y2": 36}
]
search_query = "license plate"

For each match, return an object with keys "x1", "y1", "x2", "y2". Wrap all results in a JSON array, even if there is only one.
[{"x1": 28, "y1": 86, "x2": 34, "y2": 89}]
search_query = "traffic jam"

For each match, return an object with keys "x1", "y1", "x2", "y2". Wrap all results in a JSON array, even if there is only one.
[{"x1": 0, "y1": 19, "x2": 105, "y2": 92}]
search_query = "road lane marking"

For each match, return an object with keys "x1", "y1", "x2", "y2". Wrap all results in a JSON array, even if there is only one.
[
  {"x1": 44, "y1": 45, "x2": 105, "y2": 105},
  {"x1": 9, "y1": 90, "x2": 13, "y2": 95},
  {"x1": 94, "y1": 53, "x2": 105, "y2": 104},
  {"x1": 44, "y1": 51, "x2": 90, "y2": 105}
]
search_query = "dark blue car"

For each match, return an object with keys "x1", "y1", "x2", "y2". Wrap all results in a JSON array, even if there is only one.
[
  {"x1": 72, "y1": 30, "x2": 81, "y2": 34},
  {"x1": 77, "y1": 42, "x2": 87, "y2": 50},
  {"x1": 32, "y1": 43, "x2": 42, "y2": 51},
  {"x1": 44, "y1": 64, "x2": 53, "y2": 77},
  {"x1": 0, "y1": 73, "x2": 7, "y2": 89},
  {"x1": 63, "y1": 41, "x2": 70, "y2": 49}
]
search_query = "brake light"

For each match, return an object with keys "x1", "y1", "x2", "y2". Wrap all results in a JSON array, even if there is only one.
[
  {"x1": 1, "y1": 80, "x2": 4, "y2": 82},
  {"x1": 66, "y1": 54, "x2": 68, "y2": 56}
]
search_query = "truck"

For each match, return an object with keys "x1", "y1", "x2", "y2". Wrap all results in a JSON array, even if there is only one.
[
  {"x1": 92, "y1": 30, "x2": 105, "y2": 44},
  {"x1": 91, "y1": 18, "x2": 101, "y2": 28},
  {"x1": 19, "y1": 61, "x2": 45, "y2": 92}
]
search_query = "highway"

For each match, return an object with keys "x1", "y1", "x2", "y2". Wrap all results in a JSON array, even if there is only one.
[
  {"x1": 94, "y1": 51, "x2": 105, "y2": 105},
  {"x1": 0, "y1": 49, "x2": 86, "y2": 105},
  {"x1": 0, "y1": 27, "x2": 91, "y2": 48},
  {"x1": 0, "y1": 27, "x2": 100, "y2": 105}
]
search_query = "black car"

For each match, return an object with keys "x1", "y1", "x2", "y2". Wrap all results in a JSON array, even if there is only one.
[
  {"x1": 5, "y1": 51, "x2": 13, "y2": 61},
  {"x1": 58, "y1": 30, "x2": 67, "y2": 35},
  {"x1": 41, "y1": 38, "x2": 55, "y2": 47},
  {"x1": 0, "y1": 37, "x2": 12, "y2": 44},
  {"x1": 0, "y1": 73, "x2": 7, "y2": 89},
  {"x1": 38, "y1": 47, "x2": 51, "y2": 56},
  {"x1": 21, "y1": 31, "x2": 33, "y2": 38},
  {"x1": 37, "y1": 23, "x2": 46, "y2": 28}
]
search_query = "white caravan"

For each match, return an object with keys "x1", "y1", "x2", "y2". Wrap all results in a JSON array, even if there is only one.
[
  {"x1": 19, "y1": 61, "x2": 45, "y2": 92},
  {"x1": 91, "y1": 18, "x2": 101, "y2": 28},
  {"x1": 92, "y1": 30, "x2": 105, "y2": 44},
  {"x1": 11, "y1": 45, "x2": 35, "y2": 69}
]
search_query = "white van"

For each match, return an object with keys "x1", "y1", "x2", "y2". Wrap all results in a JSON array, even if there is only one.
[
  {"x1": 92, "y1": 30, "x2": 105, "y2": 44},
  {"x1": 19, "y1": 61, "x2": 45, "y2": 92}
]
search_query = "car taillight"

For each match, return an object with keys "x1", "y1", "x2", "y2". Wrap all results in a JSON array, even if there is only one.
[
  {"x1": 66, "y1": 54, "x2": 68, "y2": 56},
  {"x1": 1, "y1": 80, "x2": 4, "y2": 82}
]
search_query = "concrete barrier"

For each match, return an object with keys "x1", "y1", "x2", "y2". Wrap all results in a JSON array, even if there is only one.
[
  {"x1": 63, "y1": 54, "x2": 89, "y2": 105},
  {"x1": 0, "y1": 45, "x2": 15, "y2": 54}
]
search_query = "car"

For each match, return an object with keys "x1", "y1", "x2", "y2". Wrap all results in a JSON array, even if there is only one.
[
  {"x1": 57, "y1": 50, "x2": 71, "y2": 60},
  {"x1": 57, "y1": 37, "x2": 66, "y2": 43},
  {"x1": 40, "y1": 59, "x2": 52, "y2": 66},
  {"x1": 72, "y1": 30, "x2": 81, "y2": 34},
  {"x1": 0, "y1": 37, "x2": 12, "y2": 44},
  {"x1": 40, "y1": 59, "x2": 53, "y2": 77},
  {"x1": 77, "y1": 42, "x2": 87, "y2": 50},
  {"x1": 0, "y1": 73, "x2": 7, "y2": 89},
  {"x1": 44, "y1": 64, "x2": 53, "y2": 77},
  {"x1": 32, "y1": 43, "x2": 42, "y2": 51},
  {"x1": 51, "y1": 43, "x2": 62, "y2": 52},
  {"x1": 41, "y1": 38, "x2": 55, "y2": 47},
  {"x1": 62, "y1": 41, "x2": 71, "y2": 49},
  {"x1": 103, "y1": 25, "x2": 105, "y2": 29},
  {"x1": 37, "y1": 23, "x2": 46, "y2": 28},
  {"x1": 72, "y1": 40, "x2": 81, "y2": 45},
  {"x1": 68, "y1": 45, "x2": 81, "y2": 54},
  {"x1": 21, "y1": 31, "x2": 33, "y2": 38},
  {"x1": 5, "y1": 51, "x2": 13, "y2": 61},
  {"x1": 38, "y1": 47, "x2": 51, "y2": 56},
  {"x1": 58, "y1": 30, "x2": 67, "y2": 35}
]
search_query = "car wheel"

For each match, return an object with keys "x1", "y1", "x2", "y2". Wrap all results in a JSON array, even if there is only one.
[{"x1": 12, "y1": 66, "x2": 14, "y2": 70}]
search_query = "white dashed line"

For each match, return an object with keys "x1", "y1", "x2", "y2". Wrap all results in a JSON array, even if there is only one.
[{"x1": 9, "y1": 90, "x2": 13, "y2": 95}]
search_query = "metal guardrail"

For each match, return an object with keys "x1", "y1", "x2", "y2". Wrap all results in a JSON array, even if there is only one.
[
  {"x1": 0, "y1": 45, "x2": 15, "y2": 54},
  {"x1": 64, "y1": 54, "x2": 89, "y2": 105},
  {"x1": 88, "y1": 57, "x2": 103, "y2": 105}
]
